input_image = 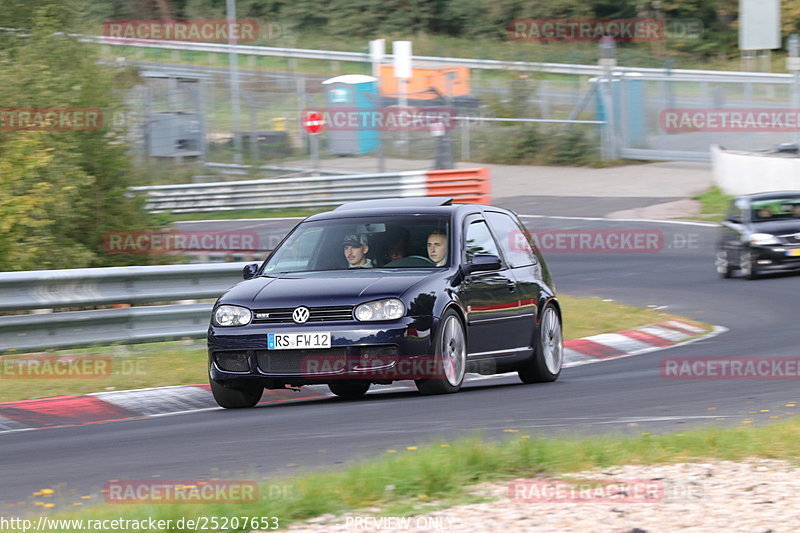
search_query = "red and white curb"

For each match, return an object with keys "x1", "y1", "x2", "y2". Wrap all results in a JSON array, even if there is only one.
[
  {"x1": 563, "y1": 320, "x2": 725, "y2": 367},
  {"x1": 0, "y1": 321, "x2": 723, "y2": 434}
]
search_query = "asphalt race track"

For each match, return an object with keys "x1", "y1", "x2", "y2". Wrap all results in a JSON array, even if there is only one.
[{"x1": 2, "y1": 201, "x2": 799, "y2": 508}]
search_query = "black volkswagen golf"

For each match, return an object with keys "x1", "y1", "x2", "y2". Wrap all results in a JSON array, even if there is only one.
[{"x1": 208, "y1": 198, "x2": 562, "y2": 408}]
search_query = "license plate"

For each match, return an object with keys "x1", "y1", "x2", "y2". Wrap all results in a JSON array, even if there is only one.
[
  {"x1": 787, "y1": 249, "x2": 800, "y2": 257},
  {"x1": 268, "y1": 332, "x2": 331, "y2": 350}
]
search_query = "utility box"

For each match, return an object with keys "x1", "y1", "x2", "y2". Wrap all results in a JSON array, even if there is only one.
[
  {"x1": 322, "y1": 74, "x2": 379, "y2": 155},
  {"x1": 140, "y1": 71, "x2": 208, "y2": 161},
  {"x1": 146, "y1": 112, "x2": 204, "y2": 157}
]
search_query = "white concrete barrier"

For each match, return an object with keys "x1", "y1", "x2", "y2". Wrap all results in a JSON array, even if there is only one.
[{"x1": 712, "y1": 145, "x2": 800, "y2": 196}]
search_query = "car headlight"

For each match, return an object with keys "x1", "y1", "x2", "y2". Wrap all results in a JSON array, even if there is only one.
[
  {"x1": 354, "y1": 298, "x2": 405, "y2": 321},
  {"x1": 750, "y1": 233, "x2": 780, "y2": 245},
  {"x1": 213, "y1": 305, "x2": 252, "y2": 327}
]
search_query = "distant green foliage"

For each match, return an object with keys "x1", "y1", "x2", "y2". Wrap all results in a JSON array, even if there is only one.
[
  {"x1": 0, "y1": 3, "x2": 156, "y2": 271},
  {"x1": 79, "y1": 0, "x2": 794, "y2": 60}
]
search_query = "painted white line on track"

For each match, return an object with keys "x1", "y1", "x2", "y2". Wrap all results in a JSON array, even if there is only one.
[{"x1": 518, "y1": 214, "x2": 719, "y2": 227}]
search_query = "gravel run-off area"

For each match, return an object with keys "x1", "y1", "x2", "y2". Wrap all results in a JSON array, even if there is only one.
[{"x1": 281, "y1": 459, "x2": 800, "y2": 533}]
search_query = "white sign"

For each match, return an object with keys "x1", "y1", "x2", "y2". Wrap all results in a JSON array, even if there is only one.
[
  {"x1": 739, "y1": 0, "x2": 780, "y2": 50},
  {"x1": 393, "y1": 40, "x2": 412, "y2": 79}
]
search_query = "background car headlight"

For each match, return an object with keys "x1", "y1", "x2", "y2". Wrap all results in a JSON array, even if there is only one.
[
  {"x1": 750, "y1": 233, "x2": 780, "y2": 245},
  {"x1": 214, "y1": 305, "x2": 252, "y2": 326},
  {"x1": 355, "y1": 298, "x2": 405, "y2": 321}
]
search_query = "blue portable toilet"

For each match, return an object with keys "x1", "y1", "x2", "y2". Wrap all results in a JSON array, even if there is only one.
[
  {"x1": 322, "y1": 74, "x2": 379, "y2": 155},
  {"x1": 594, "y1": 73, "x2": 646, "y2": 148}
]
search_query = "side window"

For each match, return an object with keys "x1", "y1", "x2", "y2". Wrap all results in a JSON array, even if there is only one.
[
  {"x1": 729, "y1": 199, "x2": 747, "y2": 223},
  {"x1": 465, "y1": 220, "x2": 501, "y2": 263},
  {"x1": 485, "y1": 212, "x2": 537, "y2": 268}
]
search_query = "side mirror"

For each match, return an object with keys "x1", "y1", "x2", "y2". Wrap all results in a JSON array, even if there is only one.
[
  {"x1": 242, "y1": 263, "x2": 259, "y2": 280},
  {"x1": 467, "y1": 253, "x2": 502, "y2": 273}
]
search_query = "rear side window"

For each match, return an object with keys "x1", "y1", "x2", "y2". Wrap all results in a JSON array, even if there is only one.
[
  {"x1": 465, "y1": 220, "x2": 500, "y2": 263},
  {"x1": 485, "y1": 212, "x2": 537, "y2": 268}
]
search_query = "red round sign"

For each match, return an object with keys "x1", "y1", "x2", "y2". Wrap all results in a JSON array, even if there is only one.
[{"x1": 303, "y1": 111, "x2": 325, "y2": 134}]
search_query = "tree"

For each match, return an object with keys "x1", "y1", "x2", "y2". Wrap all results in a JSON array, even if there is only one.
[{"x1": 0, "y1": 3, "x2": 155, "y2": 270}]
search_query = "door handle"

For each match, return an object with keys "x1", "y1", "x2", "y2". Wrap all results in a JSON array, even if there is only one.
[{"x1": 506, "y1": 281, "x2": 517, "y2": 292}]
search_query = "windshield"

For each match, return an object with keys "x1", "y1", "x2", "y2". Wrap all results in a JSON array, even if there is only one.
[
  {"x1": 263, "y1": 216, "x2": 451, "y2": 274},
  {"x1": 751, "y1": 198, "x2": 800, "y2": 222}
]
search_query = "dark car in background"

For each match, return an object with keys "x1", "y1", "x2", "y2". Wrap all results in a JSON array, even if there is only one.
[
  {"x1": 716, "y1": 191, "x2": 800, "y2": 279},
  {"x1": 207, "y1": 197, "x2": 562, "y2": 408}
]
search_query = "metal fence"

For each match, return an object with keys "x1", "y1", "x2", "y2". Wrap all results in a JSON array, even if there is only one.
[
  {"x1": 90, "y1": 35, "x2": 800, "y2": 165},
  {"x1": 0, "y1": 262, "x2": 250, "y2": 353}
]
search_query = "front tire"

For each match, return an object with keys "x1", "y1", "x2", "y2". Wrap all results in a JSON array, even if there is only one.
[
  {"x1": 328, "y1": 381, "x2": 371, "y2": 399},
  {"x1": 519, "y1": 304, "x2": 563, "y2": 383},
  {"x1": 210, "y1": 378, "x2": 263, "y2": 409},
  {"x1": 416, "y1": 309, "x2": 466, "y2": 395},
  {"x1": 740, "y1": 250, "x2": 760, "y2": 280},
  {"x1": 715, "y1": 250, "x2": 733, "y2": 278}
]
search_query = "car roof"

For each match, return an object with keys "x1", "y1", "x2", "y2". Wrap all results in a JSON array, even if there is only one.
[
  {"x1": 305, "y1": 197, "x2": 503, "y2": 222},
  {"x1": 736, "y1": 191, "x2": 800, "y2": 202}
]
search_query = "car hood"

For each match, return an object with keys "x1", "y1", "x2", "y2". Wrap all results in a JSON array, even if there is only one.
[
  {"x1": 750, "y1": 220, "x2": 800, "y2": 236},
  {"x1": 220, "y1": 270, "x2": 433, "y2": 308}
]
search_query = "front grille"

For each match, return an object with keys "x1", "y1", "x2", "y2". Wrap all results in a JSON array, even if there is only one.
[
  {"x1": 256, "y1": 348, "x2": 348, "y2": 374},
  {"x1": 252, "y1": 306, "x2": 354, "y2": 323},
  {"x1": 214, "y1": 351, "x2": 250, "y2": 372}
]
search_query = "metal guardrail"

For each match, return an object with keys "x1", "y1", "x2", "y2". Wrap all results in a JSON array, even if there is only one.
[
  {"x1": 0, "y1": 262, "x2": 252, "y2": 312},
  {"x1": 131, "y1": 171, "x2": 431, "y2": 213},
  {"x1": 80, "y1": 34, "x2": 795, "y2": 82},
  {"x1": 0, "y1": 262, "x2": 251, "y2": 353}
]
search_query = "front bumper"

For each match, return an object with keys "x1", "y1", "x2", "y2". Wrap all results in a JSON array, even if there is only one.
[
  {"x1": 751, "y1": 245, "x2": 800, "y2": 271},
  {"x1": 208, "y1": 317, "x2": 436, "y2": 385}
]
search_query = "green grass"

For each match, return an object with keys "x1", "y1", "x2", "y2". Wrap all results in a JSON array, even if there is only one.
[
  {"x1": 13, "y1": 415, "x2": 800, "y2": 531},
  {"x1": 692, "y1": 186, "x2": 732, "y2": 222},
  {"x1": 0, "y1": 296, "x2": 707, "y2": 403}
]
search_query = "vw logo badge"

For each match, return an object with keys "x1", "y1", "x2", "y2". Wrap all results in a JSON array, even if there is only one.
[{"x1": 292, "y1": 306, "x2": 310, "y2": 324}]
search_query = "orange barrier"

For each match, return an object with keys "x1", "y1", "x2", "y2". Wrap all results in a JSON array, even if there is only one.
[{"x1": 425, "y1": 168, "x2": 490, "y2": 204}]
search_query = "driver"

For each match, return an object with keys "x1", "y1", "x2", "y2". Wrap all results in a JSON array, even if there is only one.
[
  {"x1": 426, "y1": 230, "x2": 448, "y2": 267},
  {"x1": 343, "y1": 234, "x2": 373, "y2": 268}
]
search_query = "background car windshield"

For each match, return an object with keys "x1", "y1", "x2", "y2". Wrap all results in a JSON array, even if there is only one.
[
  {"x1": 751, "y1": 198, "x2": 800, "y2": 222},
  {"x1": 263, "y1": 216, "x2": 450, "y2": 273}
]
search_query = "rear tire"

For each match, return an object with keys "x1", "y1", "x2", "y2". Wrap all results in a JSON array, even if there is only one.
[
  {"x1": 416, "y1": 309, "x2": 466, "y2": 395},
  {"x1": 328, "y1": 381, "x2": 371, "y2": 399},
  {"x1": 210, "y1": 378, "x2": 263, "y2": 409},
  {"x1": 518, "y1": 304, "x2": 563, "y2": 384}
]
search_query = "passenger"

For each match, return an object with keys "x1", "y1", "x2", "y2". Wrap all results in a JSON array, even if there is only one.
[
  {"x1": 386, "y1": 228, "x2": 410, "y2": 263},
  {"x1": 426, "y1": 230, "x2": 448, "y2": 267},
  {"x1": 343, "y1": 234, "x2": 373, "y2": 268}
]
